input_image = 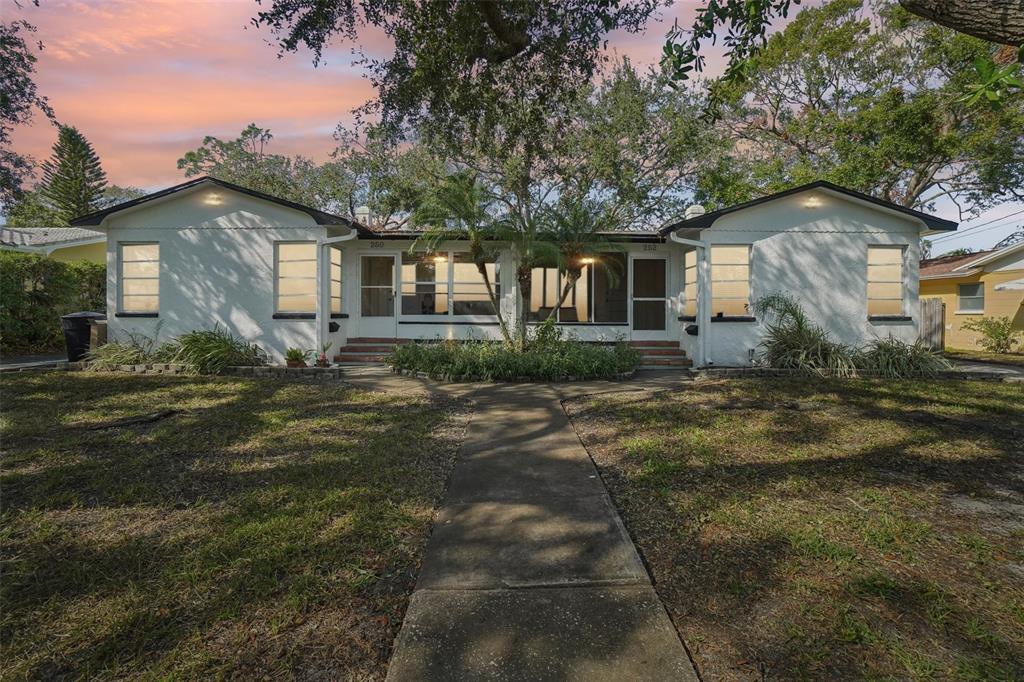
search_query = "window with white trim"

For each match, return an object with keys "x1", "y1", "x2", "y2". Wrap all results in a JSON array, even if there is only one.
[
  {"x1": 275, "y1": 242, "x2": 317, "y2": 313},
  {"x1": 957, "y1": 283, "x2": 984, "y2": 313},
  {"x1": 867, "y1": 246, "x2": 904, "y2": 317},
  {"x1": 399, "y1": 251, "x2": 501, "y2": 318},
  {"x1": 119, "y1": 243, "x2": 159, "y2": 313},
  {"x1": 710, "y1": 245, "x2": 750, "y2": 317},
  {"x1": 683, "y1": 249, "x2": 698, "y2": 318},
  {"x1": 330, "y1": 247, "x2": 342, "y2": 315}
]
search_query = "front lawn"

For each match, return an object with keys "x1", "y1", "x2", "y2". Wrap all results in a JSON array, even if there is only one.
[
  {"x1": 566, "y1": 378, "x2": 1024, "y2": 680},
  {"x1": 0, "y1": 373, "x2": 468, "y2": 680},
  {"x1": 945, "y1": 347, "x2": 1024, "y2": 369}
]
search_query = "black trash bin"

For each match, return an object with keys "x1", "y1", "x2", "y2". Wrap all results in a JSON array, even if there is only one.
[{"x1": 61, "y1": 312, "x2": 106, "y2": 362}]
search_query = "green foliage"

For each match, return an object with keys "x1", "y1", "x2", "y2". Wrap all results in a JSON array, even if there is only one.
[
  {"x1": 177, "y1": 123, "x2": 359, "y2": 216},
  {"x1": 86, "y1": 326, "x2": 265, "y2": 374},
  {"x1": 388, "y1": 328, "x2": 640, "y2": 382},
  {"x1": 40, "y1": 125, "x2": 108, "y2": 224},
  {"x1": 284, "y1": 346, "x2": 312, "y2": 364},
  {"x1": 961, "y1": 316, "x2": 1023, "y2": 354},
  {"x1": 753, "y1": 293, "x2": 955, "y2": 377},
  {"x1": 173, "y1": 327, "x2": 265, "y2": 374},
  {"x1": 3, "y1": 189, "x2": 64, "y2": 227},
  {"x1": 692, "y1": 1, "x2": 1024, "y2": 218},
  {"x1": 0, "y1": 251, "x2": 105, "y2": 353},
  {"x1": 857, "y1": 337, "x2": 952, "y2": 378},
  {"x1": 1, "y1": 18, "x2": 54, "y2": 206},
  {"x1": 753, "y1": 293, "x2": 859, "y2": 376}
]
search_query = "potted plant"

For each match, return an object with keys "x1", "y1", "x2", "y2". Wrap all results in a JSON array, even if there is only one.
[
  {"x1": 285, "y1": 347, "x2": 312, "y2": 368},
  {"x1": 315, "y1": 341, "x2": 333, "y2": 368}
]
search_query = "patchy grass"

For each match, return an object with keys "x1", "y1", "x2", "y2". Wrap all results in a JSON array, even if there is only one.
[
  {"x1": 566, "y1": 378, "x2": 1024, "y2": 681},
  {"x1": 946, "y1": 348, "x2": 1024, "y2": 369},
  {"x1": 0, "y1": 373, "x2": 468, "y2": 680}
]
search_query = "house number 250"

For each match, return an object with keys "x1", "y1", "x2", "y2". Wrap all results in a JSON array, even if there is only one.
[{"x1": 369, "y1": 241, "x2": 385, "y2": 248}]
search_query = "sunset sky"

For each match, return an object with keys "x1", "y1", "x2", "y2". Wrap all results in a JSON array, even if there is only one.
[{"x1": 4, "y1": 0, "x2": 1020, "y2": 252}]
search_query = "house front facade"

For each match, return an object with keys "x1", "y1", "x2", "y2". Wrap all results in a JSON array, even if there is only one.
[
  {"x1": 920, "y1": 243, "x2": 1024, "y2": 349},
  {"x1": 71, "y1": 177, "x2": 957, "y2": 367}
]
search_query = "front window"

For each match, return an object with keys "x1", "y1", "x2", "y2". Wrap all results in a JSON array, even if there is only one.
[
  {"x1": 529, "y1": 253, "x2": 626, "y2": 324},
  {"x1": 275, "y1": 242, "x2": 317, "y2": 313},
  {"x1": 867, "y1": 246, "x2": 904, "y2": 317},
  {"x1": 401, "y1": 253, "x2": 448, "y2": 315},
  {"x1": 683, "y1": 250, "x2": 698, "y2": 318},
  {"x1": 452, "y1": 253, "x2": 499, "y2": 316},
  {"x1": 330, "y1": 247, "x2": 342, "y2": 315},
  {"x1": 958, "y1": 283, "x2": 984, "y2": 313},
  {"x1": 710, "y1": 245, "x2": 751, "y2": 317},
  {"x1": 119, "y1": 243, "x2": 159, "y2": 313}
]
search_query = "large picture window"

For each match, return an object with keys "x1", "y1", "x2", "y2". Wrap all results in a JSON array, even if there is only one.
[
  {"x1": 529, "y1": 253, "x2": 626, "y2": 324},
  {"x1": 867, "y1": 246, "x2": 904, "y2": 317},
  {"x1": 276, "y1": 242, "x2": 317, "y2": 313},
  {"x1": 400, "y1": 251, "x2": 499, "y2": 318},
  {"x1": 710, "y1": 245, "x2": 750, "y2": 317},
  {"x1": 957, "y1": 283, "x2": 984, "y2": 313},
  {"x1": 119, "y1": 243, "x2": 159, "y2": 313}
]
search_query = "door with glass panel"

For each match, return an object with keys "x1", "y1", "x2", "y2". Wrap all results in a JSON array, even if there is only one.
[
  {"x1": 630, "y1": 255, "x2": 669, "y2": 339},
  {"x1": 360, "y1": 254, "x2": 397, "y2": 337}
]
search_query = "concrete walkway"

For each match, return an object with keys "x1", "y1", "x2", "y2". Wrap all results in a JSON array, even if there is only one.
[{"x1": 385, "y1": 381, "x2": 698, "y2": 681}]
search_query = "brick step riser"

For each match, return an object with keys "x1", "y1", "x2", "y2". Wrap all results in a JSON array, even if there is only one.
[
  {"x1": 338, "y1": 345, "x2": 396, "y2": 353},
  {"x1": 334, "y1": 354, "x2": 388, "y2": 363},
  {"x1": 345, "y1": 337, "x2": 411, "y2": 345},
  {"x1": 636, "y1": 349, "x2": 687, "y2": 357}
]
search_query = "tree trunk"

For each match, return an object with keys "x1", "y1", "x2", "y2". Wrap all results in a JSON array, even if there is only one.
[
  {"x1": 543, "y1": 269, "x2": 581, "y2": 323},
  {"x1": 515, "y1": 265, "x2": 532, "y2": 351},
  {"x1": 899, "y1": 1, "x2": 1024, "y2": 46},
  {"x1": 476, "y1": 260, "x2": 513, "y2": 345}
]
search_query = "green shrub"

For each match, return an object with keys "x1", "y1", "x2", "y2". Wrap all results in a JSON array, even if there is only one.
[
  {"x1": 86, "y1": 325, "x2": 262, "y2": 374},
  {"x1": 753, "y1": 293, "x2": 953, "y2": 378},
  {"x1": 856, "y1": 337, "x2": 951, "y2": 378},
  {"x1": 173, "y1": 326, "x2": 264, "y2": 374},
  {"x1": 752, "y1": 293, "x2": 858, "y2": 376},
  {"x1": 961, "y1": 316, "x2": 1022, "y2": 354},
  {"x1": 388, "y1": 327, "x2": 639, "y2": 381},
  {"x1": 285, "y1": 347, "x2": 312, "y2": 364},
  {"x1": 0, "y1": 251, "x2": 105, "y2": 353}
]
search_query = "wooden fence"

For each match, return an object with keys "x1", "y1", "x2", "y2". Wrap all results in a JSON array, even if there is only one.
[{"x1": 919, "y1": 298, "x2": 945, "y2": 350}]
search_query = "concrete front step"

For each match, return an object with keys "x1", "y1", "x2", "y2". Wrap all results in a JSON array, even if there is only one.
[
  {"x1": 334, "y1": 353, "x2": 388, "y2": 363},
  {"x1": 638, "y1": 357, "x2": 692, "y2": 367},
  {"x1": 628, "y1": 340, "x2": 680, "y2": 347}
]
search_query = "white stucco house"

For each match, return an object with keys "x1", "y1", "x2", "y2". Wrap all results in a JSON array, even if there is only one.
[{"x1": 70, "y1": 176, "x2": 957, "y2": 367}]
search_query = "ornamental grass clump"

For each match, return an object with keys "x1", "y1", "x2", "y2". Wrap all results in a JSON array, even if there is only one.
[
  {"x1": 753, "y1": 293, "x2": 950, "y2": 378},
  {"x1": 753, "y1": 293, "x2": 858, "y2": 376},
  {"x1": 389, "y1": 323, "x2": 639, "y2": 381},
  {"x1": 856, "y1": 337, "x2": 951, "y2": 378},
  {"x1": 173, "y1": 326, "x2": 264, "y2": 374}
]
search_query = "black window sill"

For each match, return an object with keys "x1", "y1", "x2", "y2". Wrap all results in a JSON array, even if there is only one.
[
  {"x1": 710, "y1": 316, "x2": 756, "y2": 323},
  {"x1": 331, "y1": 313, "x2": 349, "y2": 319},
  {"x1": 869, "y1": 315, "x2": 913, "y2": 323},
  {"x1": 526, "y1": 322, "x2": 630, "y2": 326},
  {"x1": 115, "y1": 312, "x2": 158, "y2": 318},
  {"x1": 273, "y1": 313, "x2": 315, "y2": 320},
  {"x1": 400, "y1": 320, "x2": 501, "y2": 326},
  {"x1": 679, "y1": 315, "x2": 696, "y2": 322}
]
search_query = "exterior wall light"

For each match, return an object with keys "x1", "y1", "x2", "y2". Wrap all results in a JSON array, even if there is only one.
[
  {"x1": 433, "y1": 255, "x2": 448, "y2": 263},
  {"x1": 204, "y1": 192, "x2": 224, "y2": 205},
  {"x1": 579, "y1": 257, "x2": 595, "y2": 265},
  {"x1": 804, "y1": 195, "x2": 821, "y2": 208}
]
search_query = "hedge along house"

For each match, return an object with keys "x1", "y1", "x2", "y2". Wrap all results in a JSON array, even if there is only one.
[{"x1": 71, "y1": 177, "x2": 956, "y2": 366}]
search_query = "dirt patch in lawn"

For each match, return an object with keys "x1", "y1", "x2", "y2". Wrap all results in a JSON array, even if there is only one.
[
  {"x1": 0, "y1": 373, "x2": 470, "y2": 680},
  {"x1": 565, "y1": 378, "x2": 1024, "y2": 681}
]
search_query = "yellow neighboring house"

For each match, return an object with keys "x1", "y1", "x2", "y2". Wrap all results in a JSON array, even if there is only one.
[
  {"x1": 0, "y1": 226, "x2": 105, "y2": 263},
  {"x1": 919, "y1": 242, "x2": 1024, "y2": 349}
]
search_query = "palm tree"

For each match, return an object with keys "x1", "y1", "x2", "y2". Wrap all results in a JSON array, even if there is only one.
[
  {"x1": 536, "y1": 196, "x2": 623, "y2": 324},
  {"x1": 411, "y1": 171, "x2": 514, "y2": 344}
]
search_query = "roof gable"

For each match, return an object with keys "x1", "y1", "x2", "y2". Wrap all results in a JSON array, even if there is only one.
[
  {"x1": 660, "y1": 181, "x2": 957, "y2": 235},
  {"x1": 70, "y1": 177, "x2": 371, "y2": 234}
]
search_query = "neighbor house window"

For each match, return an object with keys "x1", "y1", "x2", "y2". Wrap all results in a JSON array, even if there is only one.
[
  {"x1": 119, "y1": 243, "x2": 159, "y2": 313},
  {"x1": 958, "y1": 283, "x2": 984, "y2": 313},
  {"x1": 275, "y1": 242, "x2": 317, "y2": 313},
  {"x1": 528, "y1": 254, "x2": 626, "y2": 324},
  {"x1": 867, "y1": 246, "x2": 904, "y2": 317},
  {"x1": 710, "y1": 245, "x2": 750, "y2": 317},
  {"x1": 330, "y1": 247, "x2": 342, "y2": 315},
  {"x1": 683, "y1": 250, "x2": 698, "y2": 318}
]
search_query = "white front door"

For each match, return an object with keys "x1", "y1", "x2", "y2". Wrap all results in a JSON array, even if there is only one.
[
  {"x1": 630, "y1": 255, "x2": 670, "y2": 340},
  {"x1": 359, "y1": 254, "x2": 398, "y2": 338}
]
